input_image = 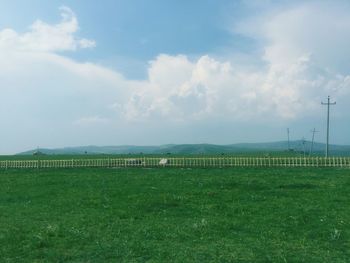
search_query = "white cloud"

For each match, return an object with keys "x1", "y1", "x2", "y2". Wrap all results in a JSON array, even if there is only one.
[
  {"x1": 115, "y1": 1, "x2": 350, "y2": 123},
  {"x1": 236, "y1": 1, "x2": 350, "y2": 69},
  {"x1": 121, "y1": 54, "x2": 350, "y2": 122},
  {"x1": 2, "y1": 3, "x2": 349, "y2": 125},
  {"x1": 0, "y1": 6, "x2": 95, "y2": 52}
]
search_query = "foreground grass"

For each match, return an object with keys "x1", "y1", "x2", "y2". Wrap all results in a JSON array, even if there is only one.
[{"x1": 0, "y1": 167, "x2": 349, "y2": 262}]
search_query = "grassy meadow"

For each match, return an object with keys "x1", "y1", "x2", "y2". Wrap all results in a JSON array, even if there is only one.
[{"x1": 0, "y1": 167, "x2": 349, "y2": 262}]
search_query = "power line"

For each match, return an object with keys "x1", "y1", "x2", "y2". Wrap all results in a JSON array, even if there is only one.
[{"x1": 321, "y1": 96, "x2": 336, "y2": 158}]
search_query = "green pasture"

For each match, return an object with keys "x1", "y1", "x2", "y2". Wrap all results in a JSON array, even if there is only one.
[{"x1": 0, "y1": 167, "x2": 349, "y2": 262}]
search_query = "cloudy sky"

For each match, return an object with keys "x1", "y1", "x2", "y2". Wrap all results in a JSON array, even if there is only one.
[{"x1": 1, "y1": 0, "x2": 350, "y2": 154}]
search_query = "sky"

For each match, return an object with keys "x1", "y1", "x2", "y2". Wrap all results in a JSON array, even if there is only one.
[{"x1": 1, "y1": 0, "x2": 350, "y2": 154}]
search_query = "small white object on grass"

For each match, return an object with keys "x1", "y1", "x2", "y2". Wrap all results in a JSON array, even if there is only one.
[{"x1": 159, "y1": 159, "x2": 168, "y2": 165}]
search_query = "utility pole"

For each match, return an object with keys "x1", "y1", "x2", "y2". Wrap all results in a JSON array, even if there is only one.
[
  {"x1": 321, "y1": 96, "x2": 336, "y2": 158},
  {"x1": 301, "y1": 137, "x2": 306, "y2": 158},
  {"x1": 287, "y1": 128, "x2": 290, "y2": 151},
  {"x1": 309, "y1": 128, "x2": 319, "y2": 155}
]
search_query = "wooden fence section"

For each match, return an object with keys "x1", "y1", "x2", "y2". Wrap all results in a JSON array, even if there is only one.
[{"x1": 1, "y1": 157, "x2": 350, "y2": 169}]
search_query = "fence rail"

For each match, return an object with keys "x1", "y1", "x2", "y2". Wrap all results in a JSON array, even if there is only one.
[{"x1": 1, "y1": 157, "x2": 350, "y2": 169}]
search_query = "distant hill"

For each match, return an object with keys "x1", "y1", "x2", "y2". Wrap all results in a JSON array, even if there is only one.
[{"x1": 17, "y1": 141, "x2": 350, "y2": 156}]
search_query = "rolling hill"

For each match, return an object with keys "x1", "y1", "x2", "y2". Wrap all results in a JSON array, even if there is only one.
[{"x1": 17, "y1": 141, "x2": 350, "y2": 156}]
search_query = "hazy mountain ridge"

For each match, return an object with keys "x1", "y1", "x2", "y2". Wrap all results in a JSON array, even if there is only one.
[{"x1": 17, "y1": 141, "x2": 350, "y2": 156}]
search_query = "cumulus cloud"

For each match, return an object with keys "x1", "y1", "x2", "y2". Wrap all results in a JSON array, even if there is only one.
[
  {"x1": 0, "y1": 6, "x2": 95, "y2": 52},
  {"x1": 121, "y1": 53, "x2": 350, "y2": 122},
  {"x1": 236, "y1": 1, "x2": 350, "y2": 68},
  {"x1": 116, "y1": 1, "x2": 350, "y2": 123}
]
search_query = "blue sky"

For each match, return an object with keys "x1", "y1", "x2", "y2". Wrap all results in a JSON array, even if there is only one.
[
  {"x1": 0, "y1": 0, "x2": 350, "y2": 153},
  {"x1": 1, "y1": 0, "x2": 246, "y2": 78}
]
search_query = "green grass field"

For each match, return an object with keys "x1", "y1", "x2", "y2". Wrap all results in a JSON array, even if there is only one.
[{"x1": 1, "y1": 167, "x2": 349, "y2": 262}]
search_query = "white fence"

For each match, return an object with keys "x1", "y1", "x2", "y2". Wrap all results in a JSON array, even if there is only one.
[{"x1": 1, "y1": 157, "x2": 350, "y2": 169}]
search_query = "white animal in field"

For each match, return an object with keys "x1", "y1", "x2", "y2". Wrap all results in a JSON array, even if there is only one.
[{"x1": 159, "y1": 158, "x2": 168, "y2": 165}]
